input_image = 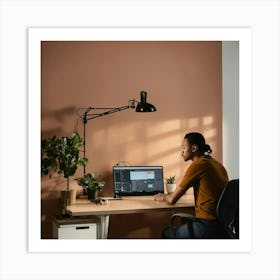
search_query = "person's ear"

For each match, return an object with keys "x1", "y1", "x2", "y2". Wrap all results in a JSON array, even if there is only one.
[{"x1": 191, "y1": 145, "x2": 198, "y2": 153}]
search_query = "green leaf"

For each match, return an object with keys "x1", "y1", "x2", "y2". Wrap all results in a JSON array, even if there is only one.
[{"x1": 41, "y1": 131, "x2": 88, "y2": 183}]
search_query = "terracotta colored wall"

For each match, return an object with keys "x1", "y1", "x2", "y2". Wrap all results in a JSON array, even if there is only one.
[{"x1": 41, "y1": 41, "x2": 222, "y2": 238}]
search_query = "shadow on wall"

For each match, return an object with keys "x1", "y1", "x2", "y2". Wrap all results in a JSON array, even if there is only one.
[
  {"x1": 41, "y1": 106, "x2": 79, "y2": 139},
  {"x1": 80, "y1": 112, "x2": 219, "y2": 177}
]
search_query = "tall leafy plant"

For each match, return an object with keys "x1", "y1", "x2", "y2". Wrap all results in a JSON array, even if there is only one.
[{"x1": 41, "y1": 132, "x2": 88, "y2": 191}]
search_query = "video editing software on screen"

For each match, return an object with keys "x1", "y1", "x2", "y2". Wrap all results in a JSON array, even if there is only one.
[{"x1": 113, "y1": 166, "x2": 164, "y2": 196}]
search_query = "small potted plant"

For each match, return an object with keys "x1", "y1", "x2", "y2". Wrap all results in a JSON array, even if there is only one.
[
  {"x1": 75, "y1": 172, "x2": 105, "y2": 201},
  {"x1": 165, "y1": 175, "x2": 176, "y2": 194},
  {"x1": 41, "y1": 132, "x2": 88, "y2": 214}
]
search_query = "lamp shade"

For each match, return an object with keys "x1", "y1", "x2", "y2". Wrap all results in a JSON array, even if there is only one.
[{"x1": 135, "y1": 91, "x2": 157, "y2": 112}]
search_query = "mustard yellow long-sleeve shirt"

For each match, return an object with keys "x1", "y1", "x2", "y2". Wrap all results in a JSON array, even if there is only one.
[{"x1": 179, "y1": 156, "x2": 229, "y2": 220}]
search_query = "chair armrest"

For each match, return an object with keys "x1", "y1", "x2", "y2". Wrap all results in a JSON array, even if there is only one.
[{"x1": 169, "y1": 213, "x2": 199, "y2": 226}]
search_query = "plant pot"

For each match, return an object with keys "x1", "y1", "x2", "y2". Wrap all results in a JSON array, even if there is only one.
[
  {"x1": 166, "y1": 183, "x2": 176, "y2": 194},
  {"x1": 69, "y1": 189, "x2": 76, "y2": 205},
  {"x1": 83, "y1": 188, "x2": 88, "y2": 196},
  {"x1": 87, "y1": 189, "x2": 98, "y2": 201},
  {"x1": 61, "y1": 189, "x2": 76, "y2": 206}
]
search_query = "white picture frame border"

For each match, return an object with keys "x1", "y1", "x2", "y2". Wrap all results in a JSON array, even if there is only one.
[{"x1": 28, "y1": 27, "x2": 252, "y2": 253}]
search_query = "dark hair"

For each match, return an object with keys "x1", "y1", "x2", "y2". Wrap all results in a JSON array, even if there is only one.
[{"x1": 184, "y1": 132, "x2": 212, "y2": 155}]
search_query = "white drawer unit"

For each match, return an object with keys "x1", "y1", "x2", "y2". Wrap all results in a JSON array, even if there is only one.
[
  {"x1": 53, "y1": 216, "x2": 100, "y2": 239},
  {"x1": 58, "y1": 223, "x2": 97, "y2": 239}
]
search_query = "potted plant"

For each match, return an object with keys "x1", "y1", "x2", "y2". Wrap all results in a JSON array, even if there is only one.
[
  {"x1": 75, "y1": 172, "x2": 105, "y2": 202},
  {"x1": 41, "y1": 132, "x2": 88, "y2": 214},
  {"x1": 165, "y1": 175, "x2": 176, "y2": 194}
]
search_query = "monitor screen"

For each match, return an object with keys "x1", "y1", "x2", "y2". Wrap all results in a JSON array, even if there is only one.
[{"x1": 113, "y1": 166, "x2": 164, "y2": 196}]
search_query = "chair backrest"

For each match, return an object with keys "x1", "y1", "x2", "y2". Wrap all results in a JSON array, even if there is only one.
[{"x1": 216, "y1": 179, "x2": 239, "y2": 239}]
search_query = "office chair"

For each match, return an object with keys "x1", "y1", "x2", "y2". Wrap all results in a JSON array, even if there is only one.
[{"x1": 169, "y1": 179, "x2": 239, "y2": 239}]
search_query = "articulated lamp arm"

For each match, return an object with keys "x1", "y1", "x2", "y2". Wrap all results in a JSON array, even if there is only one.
[
  {"x1": 82, "y1": 99, "x2": 136, "y2": 123},
  {"x1": 79, "y1": 91, "x2": 156, "y2": 174}
]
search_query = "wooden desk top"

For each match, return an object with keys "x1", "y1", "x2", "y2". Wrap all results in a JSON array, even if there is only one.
[{"x1": 67, "y1": 195, "x2": 195, "y2": 216}]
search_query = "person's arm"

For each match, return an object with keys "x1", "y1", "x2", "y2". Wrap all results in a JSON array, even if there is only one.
[
  {"x1": 154, "y1": 160, "x2": 203, "y2": 204},
  {"x1": 166, "y1": 186, "x2": 186, "y2": 204},
  {"x1": 153, "y1": 185, "x2": 186, "y2": 204}
]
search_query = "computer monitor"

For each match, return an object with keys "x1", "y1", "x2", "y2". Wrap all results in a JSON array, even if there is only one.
[{"x1": 113, "y1": 166, "x2": 164, "y2": 196}]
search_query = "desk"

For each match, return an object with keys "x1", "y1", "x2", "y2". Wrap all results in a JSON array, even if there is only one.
[{"x1": 67, "y1": 195, "x2": 195, "y2": 239}]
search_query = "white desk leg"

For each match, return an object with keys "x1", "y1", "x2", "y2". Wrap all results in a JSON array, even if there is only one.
[{"x1": 99, "y1": 215, "x2": 109, "y2": 239}]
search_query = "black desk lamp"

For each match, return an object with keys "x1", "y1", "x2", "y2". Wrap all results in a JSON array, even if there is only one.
[
  {"x1": 136, "y1": 91, "x2": 156, "y2": 112},
  {"x1": 80, "y1": 91, "x2": 156, "y2": 174}
]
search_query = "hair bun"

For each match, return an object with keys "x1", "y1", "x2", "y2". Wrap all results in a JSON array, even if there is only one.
[{"x1": 203, "y1": 144, "x2": 212, "y2": 154}]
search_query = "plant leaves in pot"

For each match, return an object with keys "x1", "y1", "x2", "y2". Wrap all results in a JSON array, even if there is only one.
[
  {"x1": 41, "y1": 131, "x2": 88, "y2": 217},
  {"x1": 165, "y1": 175, "x2": 176, "y2": 194},
  {"x1": 75, "y1": 172, "x2": 105, "y2": 202}
]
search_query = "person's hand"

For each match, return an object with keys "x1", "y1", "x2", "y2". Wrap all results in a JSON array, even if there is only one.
[{"x1": 154, "y1": 193, "x2": 165, "y2": 201}]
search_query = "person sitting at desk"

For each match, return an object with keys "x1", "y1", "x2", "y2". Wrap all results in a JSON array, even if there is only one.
[{"x1": 154, "y1": 132, "x2": 229, "y2": 238}]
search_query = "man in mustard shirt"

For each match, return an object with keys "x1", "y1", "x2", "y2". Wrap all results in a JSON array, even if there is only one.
[{"x1": 154, "y1": 132, "x2": 229, "y2": 238}]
